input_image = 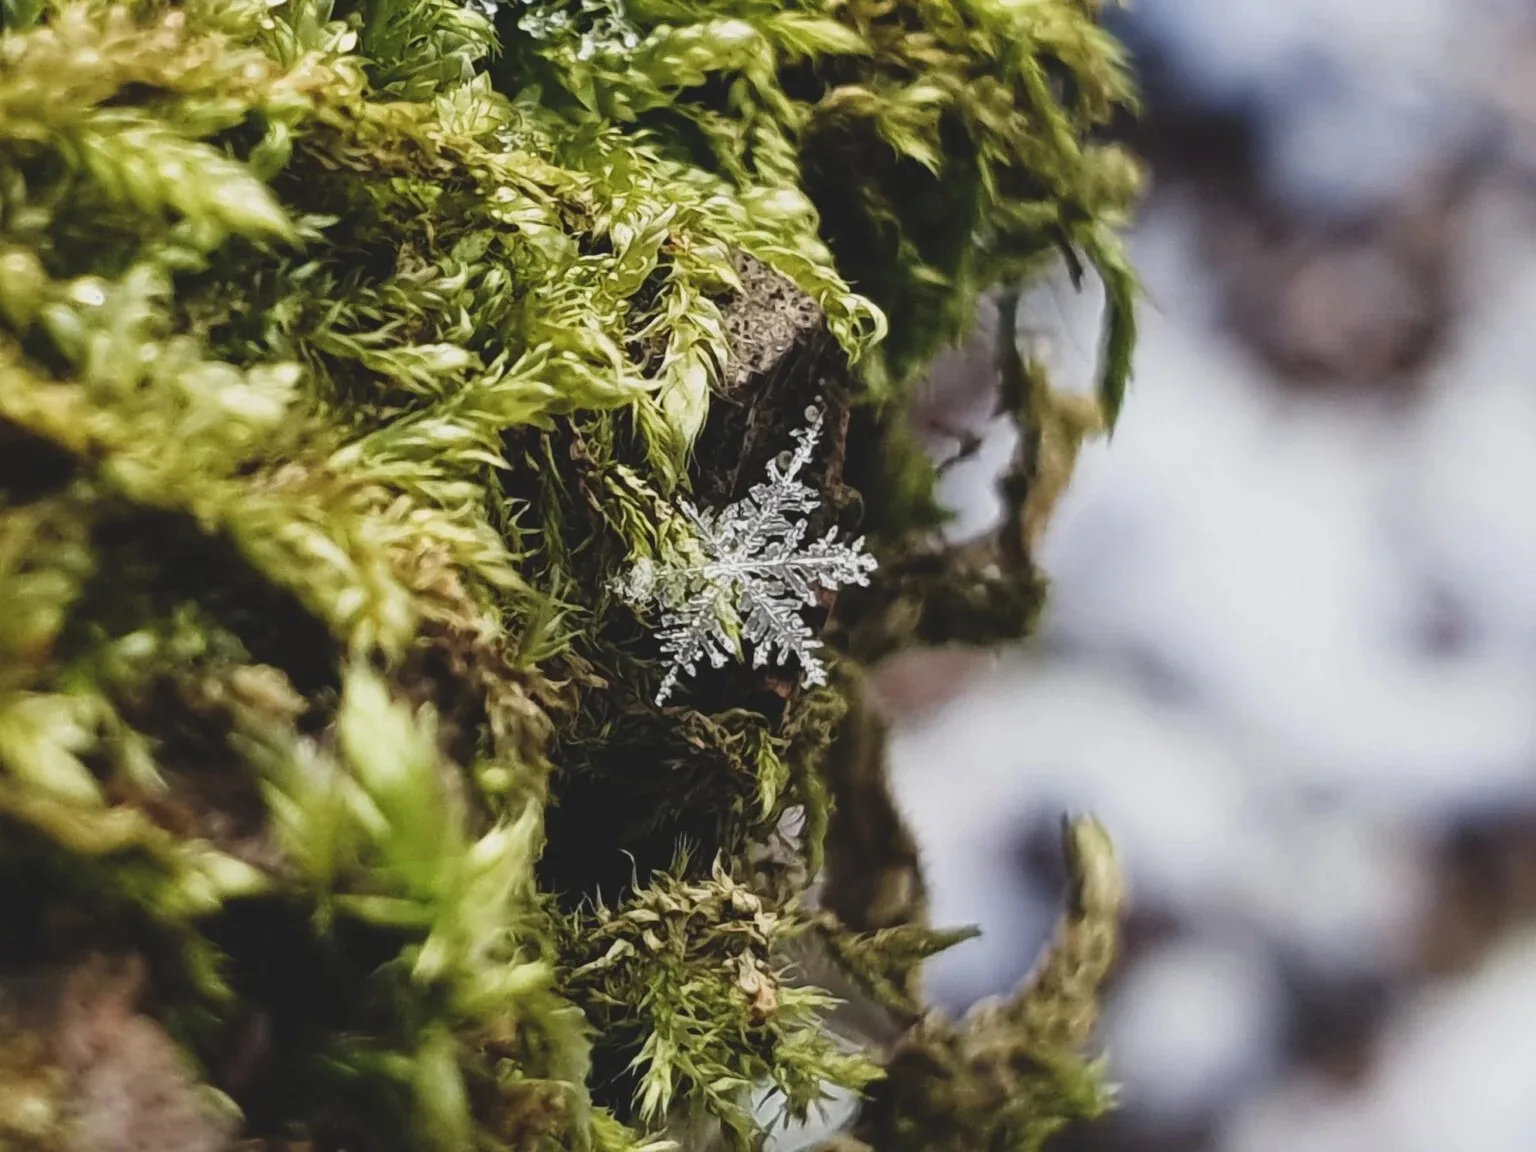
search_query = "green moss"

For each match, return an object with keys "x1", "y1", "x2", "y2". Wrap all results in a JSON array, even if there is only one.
[{"x1": 0, "y1": 0, "x2": 1140, "y2": 1148}]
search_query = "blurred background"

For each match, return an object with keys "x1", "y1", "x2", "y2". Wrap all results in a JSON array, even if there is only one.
[{"x1": 870, "y1": 2, "x2": 1536, "y2": 1150}]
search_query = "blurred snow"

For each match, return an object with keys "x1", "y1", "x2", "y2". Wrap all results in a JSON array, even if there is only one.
[
  {"x1": 892, "y1": 662, "x2": 1265, "y2": 1003},
  {"x1": 753, "y1": 1079, "x2": 862, "y2": 1152},
  {"x1": 905, "y1": 193, "x2": 1536, "y2": 921},
  {"x1": 1405, "y1": 224, "x2": 1536, "y2": 656},
  {"x1": 857, "y1": 3, "x2": 1536, "y2": 1149},
  {"x1": 1041, "y1": 207, "x2": 1536, "y2": 823},
  {"x1": 1113, "y1": 0, "x2": 1525, "y2": 215},
  {"x1": 1225, "y1": 929, "x2": 1536, "y2": 1152},
  {"x1": 1102, "y1": 936, "x2": 1286, "y2": 1122},
  {"x1": 883, "y1": 17, "x2": 1536, "y2": 1143}
]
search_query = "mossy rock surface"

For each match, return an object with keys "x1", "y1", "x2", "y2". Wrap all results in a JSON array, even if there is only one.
[{"x1": 0, "y1": 0, "x2": 1139, "y2": 1148}]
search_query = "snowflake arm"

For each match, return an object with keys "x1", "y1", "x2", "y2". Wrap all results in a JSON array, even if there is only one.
[{"x1": 653, "y1": 584, "x2": 737, "y2": 705}]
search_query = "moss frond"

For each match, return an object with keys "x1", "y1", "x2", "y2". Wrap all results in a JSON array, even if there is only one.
[{"x1": 0, "y1": 0, "x2": 1139, "y2": 1147}]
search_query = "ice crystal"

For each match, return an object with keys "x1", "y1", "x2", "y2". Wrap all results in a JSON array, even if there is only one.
[{"x1": 617, "y1": 404, "x2": 878, "y2": 705}]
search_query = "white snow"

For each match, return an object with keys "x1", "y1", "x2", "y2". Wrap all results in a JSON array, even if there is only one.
[
  {"x1": 888, "y1": 169, "x2": 1536, "y2": 1150},
  {"x1": 1224, "y1": 929, "x2": 1536, "y2": 1152},
  {"x1": 1121, "y1": 0, "x2": 1526, "y2": 215},
  {"x1": 769, "y1": 8, "x2": 1536, "y2": 1150},
  {"x1": 1103, "y1": 936, "x2": 1286, "y2": 1121}
]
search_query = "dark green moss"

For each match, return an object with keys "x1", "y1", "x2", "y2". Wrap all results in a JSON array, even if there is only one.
[{"x1": 0, "y1": 1, "x2": 1139, "y2": 1148}]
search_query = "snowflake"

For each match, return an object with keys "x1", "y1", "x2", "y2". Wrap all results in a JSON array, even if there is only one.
[{"x1": 616, "y1": 402, "x2": 878, "y2": 705}]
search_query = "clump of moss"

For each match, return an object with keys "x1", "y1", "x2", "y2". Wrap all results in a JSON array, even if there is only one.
[{"x1": 0, "y1": 0, "x2": 1139, "y2": 1149}]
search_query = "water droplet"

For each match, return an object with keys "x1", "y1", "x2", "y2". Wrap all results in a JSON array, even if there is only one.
[{"x1": 69, "y1": 281, "x2": 106, "y2": 307}]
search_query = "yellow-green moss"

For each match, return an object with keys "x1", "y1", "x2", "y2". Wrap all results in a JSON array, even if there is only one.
[{"x1": 0, "y1": 0, "x2": 1140, "y2": 1147}]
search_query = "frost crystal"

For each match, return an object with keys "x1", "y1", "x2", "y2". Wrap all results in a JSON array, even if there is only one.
[{"x1": 617, "y1": 404, "x2": 878, "y2": 705}]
